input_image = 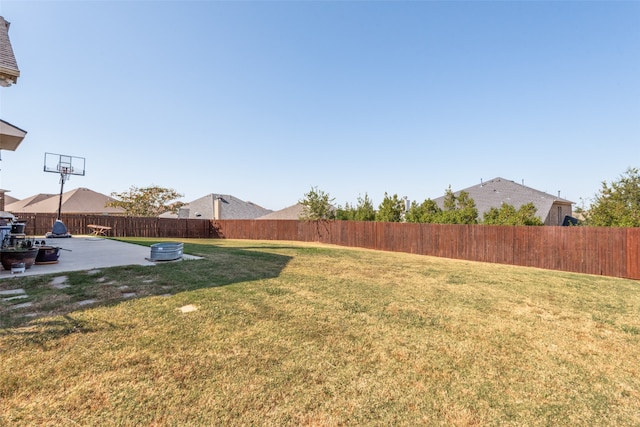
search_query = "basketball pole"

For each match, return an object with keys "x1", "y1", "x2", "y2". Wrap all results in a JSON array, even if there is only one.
[{"x1": 56, "y1": 169, "x2": 68, "y2": 220}]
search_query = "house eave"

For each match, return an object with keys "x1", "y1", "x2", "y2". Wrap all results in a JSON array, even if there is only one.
[{"x1": 0, "y1": 67, "x2": 19, "y2": 86}]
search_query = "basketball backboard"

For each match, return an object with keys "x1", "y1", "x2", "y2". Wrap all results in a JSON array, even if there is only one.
[{"x1": 44, "y1": 152, "x2": 85, "y2": 176}]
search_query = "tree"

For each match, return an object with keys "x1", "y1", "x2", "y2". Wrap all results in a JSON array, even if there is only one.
[
  {"x1": 439, "y1": 187, "x2": 478, "y2": 224},
  {"x1": 587, "y1": 167, "x2": 640, "y2": 227},
  {"x1": 107, "y1": 185, "x2": 184, "y2": 217},
  {"x1": 353, "y1": 193, "x2": 376, "y2": 221},
  {"x1": 451, "y1": 190, "x2": 478, "y2": 224},
  {"x1": 404, "y1": 188, "x2": 478, "y2": 224},
  {"x1": 299, "y1": 186, "x2": 335, "y2": 220},
  {"x1": 375, "y1": 193, "x2": 405, "y2": 222},
  {"x1": 405, "y1": 199, "x2": 441, "y2": 223},
  {"x1": 483, "y1": 202, "x2": 543, "y2": 226},
  {"x1": 336, "y1": 202, "x2": 355, "y2": 220},
  {"x1": 336, "y1": 194, "x2": 376, "y2": 221}
]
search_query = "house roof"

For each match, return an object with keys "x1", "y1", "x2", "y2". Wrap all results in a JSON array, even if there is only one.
[
  {"x1": 257, "y1": 203, "x2": 305, "y2": 220},
  {"x1": 0, "y1": 119, "x2": 27, "y2": 151},
  {"x1": 433, "y1": 177, "x2": 573, "y2": 222},
  {"x1": 5, "y1": 187, "x2": 125, "y2": 214},
  {"x1": 162, "y1": 194, "x2": 272, "y2": 219},
  {"x1": 0, "y1": 17, "x2": 20, "y2": 86},
  {"x1": 5, "y1": 193, "x2": 55, "y2": 211},
  {"x1": 2, "y1": 193, "x2": 19, "y2": 205}
]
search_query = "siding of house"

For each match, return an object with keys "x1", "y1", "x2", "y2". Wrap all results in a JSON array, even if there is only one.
[{"x1": 548, "y1": 201, "x2": 573, "y2": 226}]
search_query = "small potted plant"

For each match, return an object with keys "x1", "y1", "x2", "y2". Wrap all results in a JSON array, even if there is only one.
[{"x1": 0, "y1": 240, "x2": 39, "y2": 270}]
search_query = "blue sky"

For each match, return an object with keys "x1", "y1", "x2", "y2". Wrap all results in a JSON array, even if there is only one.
[{"x1": 1, "y1": 0, "x2": 638, "y2": 211}]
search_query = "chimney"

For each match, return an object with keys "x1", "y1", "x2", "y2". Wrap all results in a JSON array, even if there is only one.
[{"x1": 214, "y1": 197, "x2": 222, "y2": 219}]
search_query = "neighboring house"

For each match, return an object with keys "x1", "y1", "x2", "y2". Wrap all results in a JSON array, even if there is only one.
[
  {"x1": 4, "y1": 193, "x2": 18, "y2": 205},
  {"x1": 5, "y1": 193, "x2": 55, "y2": 212},
  {"x1": 0, "y1": 190, "x2": 18, "y2": 211},
  {"x1": 0, "y1": 18, "x2": 27, "y2": 162},
  {"x1": 257, "y1": 203, "x2": 305, "y2": 220},
  {"x1": 1, "y1": 17, "x2": 29, "y2": 210},
  {"x1": 0, "y1": 118, "x2": 27, "y2": 151},
  {"x1": 161, "y1": 194, "x2": 272, "y2": 220},
  {"x1": 432, "y1": 177, "x2": 573, "y2": 226},
  {"x1": 5, "y1": 187, "x2": 125, "y2": 215}
]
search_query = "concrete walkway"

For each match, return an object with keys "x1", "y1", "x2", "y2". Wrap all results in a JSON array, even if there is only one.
[{"x1": 0, "y1": 236, "x2": 199, "y2": 279}]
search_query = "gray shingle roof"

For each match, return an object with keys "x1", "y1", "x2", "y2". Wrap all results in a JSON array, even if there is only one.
[
  {"x1": 0, "y1": 17, "x2": 20, "y2": 86},
  {"x1": 433, "y1": 177, "x2": 573, "y2": 223},
  {"x1": 163, "y1": 194, "x2": 272, "y2": 219},
  {"x1": 257, "y1": 203, "x2": 305, "y2": 220}
]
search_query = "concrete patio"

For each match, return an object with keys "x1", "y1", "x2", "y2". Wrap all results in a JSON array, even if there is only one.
[{"x1": 0, "y1": 236, "x2": 200, "y2": 279}]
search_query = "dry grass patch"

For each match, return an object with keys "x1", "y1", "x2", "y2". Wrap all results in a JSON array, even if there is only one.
[{"x1": 1, "y1": 238, "x2": 639, "y2": 425}]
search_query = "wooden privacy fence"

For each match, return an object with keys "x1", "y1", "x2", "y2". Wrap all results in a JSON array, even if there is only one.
[
  {"x1": 213, "y1": 220, "x2": 640, "y2": 280},
  {"x1": 12, "y1": 214, "x2": 639, "y2": 280},
  {"x1": 16, "y1": 213, "x2": 212, "y2": 239}
]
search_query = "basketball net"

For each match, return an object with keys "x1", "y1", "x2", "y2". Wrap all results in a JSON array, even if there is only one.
[{"x1": 59, "y1": 166, "x2": 72, "y2": 184}]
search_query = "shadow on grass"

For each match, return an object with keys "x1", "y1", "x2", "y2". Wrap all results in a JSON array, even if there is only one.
[
  {"x1": 0, "y1": 314, "x2": 117, "y2": 348},
  {"x1": 0, "y1": 244, "x2": 293, "y2": 332}
]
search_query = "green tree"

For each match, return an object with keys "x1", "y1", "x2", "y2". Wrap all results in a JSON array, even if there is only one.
[
  {"x1": 452, "y1": 190, "x2": 478, "y2": 224},
  {"x1": 336, "y1": 194, "x2": 375, "y2": 221},
  {"x1": 405, "y1": 199, "x2": 441, "y2": 223},
  {"x1": 587, "y1": 167, "x2": 640, "y2": 227},
  {"x1": 484, "y1": 203, "x2": 517, "y2": 225},
  {"x1": 442, "y1": 186, "x2": 457, "y2": 212},
  {"x1": 353, "y1": 193, "x2": 376, "y2": 221},
  {"x1": 336, "y1": 202, "x2": 355, "y2": 220},
  {"x1": 439, "y1": 187, "x2": 478, "y2": 224},
  {"x1": 483, "y1": 202, "x2": 543, "y2": 226},
  {"x1": 299, "y1": 186, "x2": 335, "y2": 220},
  {"x1": 107, "y1": 185, "x2": 184, "y2": 217},
  {"x1": 375, "y1": 193, "x2": 404, "y2": 222}
]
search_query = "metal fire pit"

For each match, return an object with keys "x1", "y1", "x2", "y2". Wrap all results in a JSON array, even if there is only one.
[{"x1": 149, "y1": 242, "x2": 183, "y2": 261}]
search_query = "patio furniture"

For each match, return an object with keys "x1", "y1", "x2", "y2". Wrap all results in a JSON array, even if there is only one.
[{"x1": 88, "y1": 224, "x2": 112, "y2": 236}]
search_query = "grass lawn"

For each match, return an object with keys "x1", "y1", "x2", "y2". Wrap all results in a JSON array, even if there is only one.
[{"x1": 1, "y1": 238, "x2": 639, "y2": 426}]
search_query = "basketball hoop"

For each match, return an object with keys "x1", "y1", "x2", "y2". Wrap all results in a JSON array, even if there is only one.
[
  {"x1": 58, "y1": 166, "x2": 72, "y2": 184},
  {"x1": 43, "y1": 153, "x2": 86, "y2": 235}
]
